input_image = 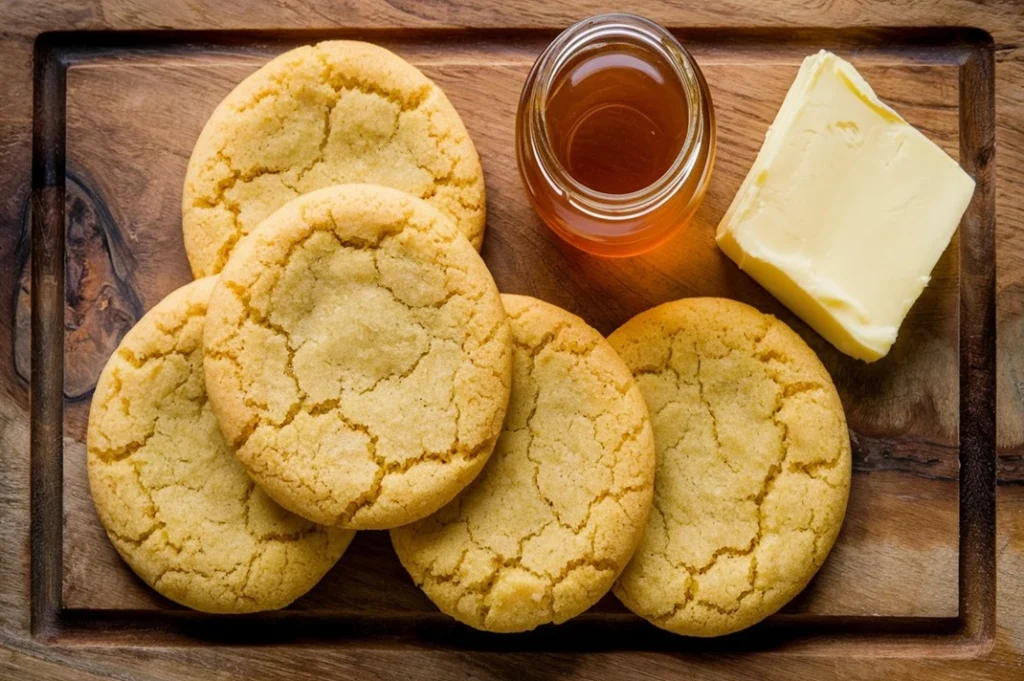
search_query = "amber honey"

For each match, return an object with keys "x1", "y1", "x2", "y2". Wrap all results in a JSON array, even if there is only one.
[
  {"x1": 545, "y1": 44, "x2": 689, "y2": 195},
  {"x1": 516, "y1": 14, "x2": 716, "y2": 257}
]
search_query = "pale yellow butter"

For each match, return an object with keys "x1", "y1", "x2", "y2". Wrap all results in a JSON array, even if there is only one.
[{"x1": 716, "y1": 50, "x2": 975, "y2": 362}]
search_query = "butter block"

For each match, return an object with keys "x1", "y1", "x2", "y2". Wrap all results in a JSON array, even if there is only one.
[{"x1": 716, "y1": 50, "x2": 975, "y2": 362}]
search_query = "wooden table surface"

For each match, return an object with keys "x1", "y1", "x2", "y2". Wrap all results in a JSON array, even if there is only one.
[{"x1": 1, "y1": 0, "x2": 1022, "y2": 679}]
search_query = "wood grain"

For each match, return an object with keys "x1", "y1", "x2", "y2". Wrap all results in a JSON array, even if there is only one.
[
  {"x1": 14, "y1": 172, "x2": 143, "y2": 401},
  {"x1": 56, "y1": 48, "x2": 963, "y2": 620},
  {"x1": 0, "y1": 1, "x2": 1020, "y2": 679}
]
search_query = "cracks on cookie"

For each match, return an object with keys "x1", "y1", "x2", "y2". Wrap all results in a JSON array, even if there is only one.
[
  {"x1": 93, "y1": 315, "x2": 208, "y2": 463},
  {"x1": 154, "y1": 563, "x2": 246, "y2": 589},
  {"x1": 188, "y1": 46, "x2": 483, "y2": 275},
  {"x1": 515, "y1": 335, "x2": 623, "y2": 534},
  {"x1": 463, "y1": 316, "x2": 511, "y2": 386},
  {"x1": 660, "y1": 348, "x2": 795, "y2": 586},
  {"x1": 421, "y1": 545, "x2": 472, "y2": 586},
  {"x1": 315, "y1": 47, "x2": 432, "y2": 112},
  {"x1": 789, "y1": 457, "x2": 844, "y2": 488},
  {"x1": 214, "y1": 216, "x2": 507, "y2": 525},
  {"x1": 406, "y1": 313, "x2": 650, "y2": 629},
  {"x1": 107, "y1": 520, "x2": 164, "y2": 549},
  {"x1": 90, "y1": 285, "x2": 342, "y2": 610},
  {"x1": 289, "y1": 94, "x2": 338, "y2": 190},
  {"x1": 237, "y1": 547, "x2": 264, "y2": 607},
  {"x1": 694, "y1": 349, "x2": 741, "y2": 478},
  {"x1": 631, "y1": 316, "x2": 845, "y2": 625},
  {"x1": 694, "y1": 353, "x2": 720, "y2": 448},
  {"x1": 650, "y1": 578, "x2": 697, "y2": 625},
  {"x1": 338, "y1": 431, "x2": 494, "y2": 527},
  {"x1": 318, "y1": 225, "x2": 472, "y2": 324},
  {"x1": 92, "y1": 430, "x2": 157, "y2": 464}
]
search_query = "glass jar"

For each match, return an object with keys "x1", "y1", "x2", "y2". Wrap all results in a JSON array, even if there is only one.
[{"x1": 515, "y1": 13, "x2": 716, "y2": 257}]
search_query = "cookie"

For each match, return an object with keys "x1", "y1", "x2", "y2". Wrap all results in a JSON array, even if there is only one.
[
  {"x1": 608, "y1": 298, "x2": 851, "y2": 637},
  {"x1": 87, "y1": 277, "x2": 353, "y2": 614},
  {"x1": 391, "y1": 295, "x2": 656, "y2": 633},
  {"x1": 181, "y1": 40, "x2": 486, "y2": 278},
  {"x1": 202, "y1": 184, "x2": 511, "y2": 530}
]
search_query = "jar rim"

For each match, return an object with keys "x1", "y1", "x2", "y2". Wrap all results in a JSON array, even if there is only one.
[{"x1": 526, "y1": 13, "x2": 707, "y2": 218}]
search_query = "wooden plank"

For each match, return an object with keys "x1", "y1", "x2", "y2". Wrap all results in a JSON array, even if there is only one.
[
  {"x1": 0, "y1": 1, "x2": 1019, "y2": 678},
  {"x1": 57, "y1": 48, "x2": 962, "y2": 620},
  {"x1": 0, "y1": 0, "x2": 1022, "y2": 46}
]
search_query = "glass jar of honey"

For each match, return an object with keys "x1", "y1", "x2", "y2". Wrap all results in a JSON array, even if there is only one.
[{"x1": 516, "y1": 13, "x2": 716, "y2": 257}]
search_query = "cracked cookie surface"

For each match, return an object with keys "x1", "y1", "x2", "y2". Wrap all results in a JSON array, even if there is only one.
[
  {"x1": 390, "y1": 295, "x2": 656, "y2": 633},
  {"x1": 182, "y1": 40, "x2": 486, "y2": 278},
  {"x1": 203, "y1": 184, "x2": 511, "y2": 530},
  {"x1": 87, "y1": 277, "x2": 353, "y2": 614},
  {"x1": 608, "y1": 298, "x2": 851, "y2": 637}
]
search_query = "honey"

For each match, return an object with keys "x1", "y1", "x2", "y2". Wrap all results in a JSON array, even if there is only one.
[
  {"x1": 516, "y1": 14, "x2": 716, "y2": 257},
  {"x1": 544, "y1": 45, "x2": 689, "y2": 195}
]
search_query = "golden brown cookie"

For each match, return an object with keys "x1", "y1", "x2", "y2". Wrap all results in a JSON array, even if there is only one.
[
  {"x1": 391, "y1": 295, "x2": 656, "y2": 633},
  {"x1": 87, "y1": 277, "x2": 353, "y2": 614},
  {"x1": 182, "y1": 40, "x2": 486, "y2": 278},
  {"x1": 202, "y1": 184, "x2": 511, "y2": 531},
  {"x1": 608, "y1": 298, "x2": 851, "y2": 637}
]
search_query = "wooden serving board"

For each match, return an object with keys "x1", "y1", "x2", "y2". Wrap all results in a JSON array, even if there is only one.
[
  {"x1": 3, "y1": 2, "x2": 1023, "y2": 680},
  {"x1": 42, "y1": 25, "x2": 988, "y2": 643}
]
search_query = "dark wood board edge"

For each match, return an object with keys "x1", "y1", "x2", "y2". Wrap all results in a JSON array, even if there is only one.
[
  {"x1": 29, "y1": 34, "x2": 65, "y2": 642},
  {"x1": 33, "y1": 25, "x2": 997, "y2": 66},
  {"x1": 22, "y1": 26, "x2": 999, "y2": 658},
  {"x1": 46, "y1": 612, "x2": 966, "y2": 657},
  {"x1": 956, "y1": 40, "x2": 998, "y2": 651}
]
